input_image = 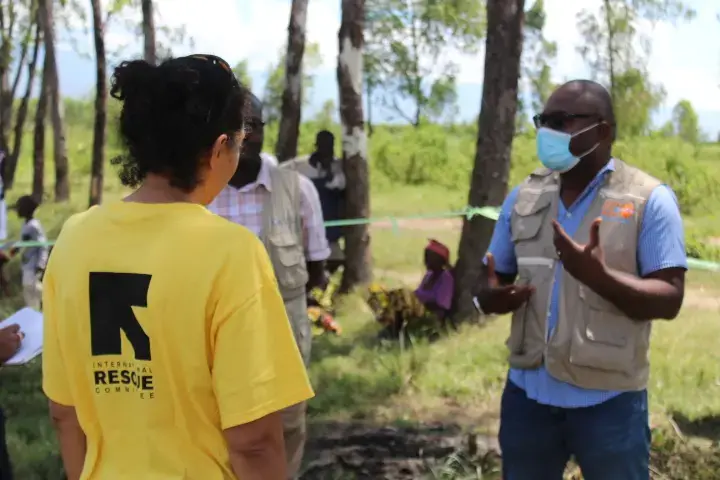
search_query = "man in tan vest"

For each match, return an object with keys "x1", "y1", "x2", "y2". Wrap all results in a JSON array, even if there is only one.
[
  {"x1": 208, "y1": 93, "x2": 329, "y2": 479},
  {"x1": 475, "y1": 80, "x2": 687, "y2": 479}
]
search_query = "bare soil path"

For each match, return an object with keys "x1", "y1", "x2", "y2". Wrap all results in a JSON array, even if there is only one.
[{"x1": 301, "y1": 422, "x2": 499, "y2": 479}]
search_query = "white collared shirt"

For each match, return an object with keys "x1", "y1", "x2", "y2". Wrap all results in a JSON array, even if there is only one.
[{"x1": 207, "y1": 156, "x2": 330, "y2": 262}]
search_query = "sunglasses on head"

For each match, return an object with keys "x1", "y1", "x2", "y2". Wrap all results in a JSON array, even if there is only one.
[
  {"x1": 533, "y1": 112, "x2": 602, "y2": 130},
  {"x1": 186, "y1": 54, "x2": 240, "y2": 87},
  {"x1": 182, "y1": 54, "x2": 242, "y2": 124}
]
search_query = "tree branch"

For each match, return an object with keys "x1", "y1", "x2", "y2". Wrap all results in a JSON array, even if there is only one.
[{"x1": 387, "y1": 94, "x2": 415, "y2": 125}]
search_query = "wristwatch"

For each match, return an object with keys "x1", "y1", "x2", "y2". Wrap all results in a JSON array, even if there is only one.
[{"x1": 472, "y1": 296, "x2": 486, "y2": 315}]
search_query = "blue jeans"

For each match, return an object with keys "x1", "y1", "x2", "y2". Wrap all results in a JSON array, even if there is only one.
[{"x1": 499, "y1": 380, "x2": 650, "y2": 480}]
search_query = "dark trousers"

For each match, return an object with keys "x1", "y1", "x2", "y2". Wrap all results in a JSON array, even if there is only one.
[
  {"x1": 499, "y1": 380, "x2": 650, "y2": 480},
  {"x1": 0, "y1": 409, "x2": 12, "y2": 480}
]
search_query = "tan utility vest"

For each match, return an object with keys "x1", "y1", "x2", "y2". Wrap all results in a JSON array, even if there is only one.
[
  {"x1": 507, "y1": 159, "x2": 661, "y2": 391},
  {"x1": 261, "y1": 167, "x2": 309, "y2": 301}
]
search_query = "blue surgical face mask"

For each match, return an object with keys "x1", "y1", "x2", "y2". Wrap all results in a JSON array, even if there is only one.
[{"x1": 536, "y1": 123, "x2": 601, "y2": 173}]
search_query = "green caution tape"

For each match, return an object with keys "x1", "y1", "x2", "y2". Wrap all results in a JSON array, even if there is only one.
[
  {"x1": 2, "y1": 205, "x2": 718, "y2": 272},
  {"x1": 322, "y1": 205, "x2": 500, "y2": 227},
  {"x1": 687, "y1": 258, "x2": 720, "y2": 272}
]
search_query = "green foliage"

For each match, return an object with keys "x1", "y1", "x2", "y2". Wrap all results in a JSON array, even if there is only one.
[
  {"x1": 671, "y1": 99, "x2": 701, "y2": 144},
  {"x1": 313, "y1": 99, "x2": 336, "y2": 131},
  {"x1": 576, "y1": 0, "x2": 693, "y2": 139},
  {"x1": 522, "y1": 0, "x2": 558, "y2": 116},
  {"x1": 232, "y1": 59, "x2": 252, "y2": 89},
  {"x1": 613, "y1": 68, "x2": 666, "y2": 137},
  {"x1": 364, "y1": 0, "x2": 484, "y2": 126},
  {"x1": 261, "y1": 42, "x2": 323, "y2": 124}
]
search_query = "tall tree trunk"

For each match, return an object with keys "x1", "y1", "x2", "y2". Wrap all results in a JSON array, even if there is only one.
[
  {"x1": 366, "y1": 82, "x2": 374, "y2": 137},
  {"x1": 32, "y1": 64, "x2": 48, "y2": 202},
  {"x1": 6, "y1": 17, "x2": 41, "y2": 190},
  {"x1": 89, "y1": 0, "x2": 106, "y2": 206},
  {"x1": 37, "y1": 0, "x2": 70, "y2": 201},
  {"x1": 275, "y1": 0, "x2": 308, "y2": 163},
  {"x1": 454, "y1": 0, "x2": 525, "y2": 321},
  {"x1": 141, "y1": 0, "x2": 156, "y2": 64},
  {"x1": 603, "y1": 0, "x2": 616, "y2": 107},
  {"x1": 9, "y1": 20, "x2": 30, "y2": 106},
  {"x1": 338, "y1": 0, "x2": 371, "y2": 292},
  {"x1": 0, "y1": 0, "x2": 17, "y2": 155}
]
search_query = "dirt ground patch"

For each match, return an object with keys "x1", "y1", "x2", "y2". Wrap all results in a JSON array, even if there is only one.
[
  {"x1": 301, "y1": 421, "x2": 499, "y2": 479},
  {"x1": 683, "y1": 288, "x2": 720, "y2": 310}
]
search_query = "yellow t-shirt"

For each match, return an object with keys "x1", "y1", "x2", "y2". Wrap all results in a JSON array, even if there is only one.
[{"x1": 42, "y1": 201, "x2": 314, "y2": 479}]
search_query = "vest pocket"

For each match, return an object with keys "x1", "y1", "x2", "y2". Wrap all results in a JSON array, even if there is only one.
[
  {"x1": 511, "y1": 193, "x2": 551, "y2": 242},
  {"x1": 506, "y1": 275, "x2": 545, "y2": 369},
  {"x1": 268, "y1": 232, "x2": 308, "y2": 291},
  {"x1": 570, "y1": 285, "x2": 636, "y2": 374}
]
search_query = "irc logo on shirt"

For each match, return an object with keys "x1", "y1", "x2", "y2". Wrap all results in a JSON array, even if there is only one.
[
  {"x1": 601, "y1": 199, "x2": 635, "y2": 223},
  {"x1": 89, "y1": 272, "x2": 155, "y2": 400}
]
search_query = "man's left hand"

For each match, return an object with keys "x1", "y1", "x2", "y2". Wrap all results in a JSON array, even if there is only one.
[{"x1": 552, "y1": 217, "x2": 605, "y2": 283}]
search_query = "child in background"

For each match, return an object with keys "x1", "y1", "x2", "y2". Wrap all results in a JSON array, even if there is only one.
[{"x1": 12, "y1": 196, "x2": 48, "y2": 310}]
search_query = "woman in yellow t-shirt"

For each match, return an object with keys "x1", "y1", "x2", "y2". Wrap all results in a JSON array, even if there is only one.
[{"x1": 41, "y1": 55, "x2": 313, "y2": 480}]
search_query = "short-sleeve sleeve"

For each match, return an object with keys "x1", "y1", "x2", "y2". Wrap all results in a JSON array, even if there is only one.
[
  {"x1": 210, "y1": 237, "x2": 314, "y2": 429},
  {"x1": 483, "y1": 186, "x2": 520, "y2": 275},
  {"x1": 297, "y1": 174, "x2": 331, "y2": 261},
  {"x1": 637, "y1": 185, "x2": 688, "y2": 276},
  {"x1": 42, "y1": 259, "x2": 73, "y2": 406}
]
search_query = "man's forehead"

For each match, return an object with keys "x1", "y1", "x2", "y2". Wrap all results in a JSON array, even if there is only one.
[{"x1": 544, "y1": 85, "x2": 600, "y2": 115}]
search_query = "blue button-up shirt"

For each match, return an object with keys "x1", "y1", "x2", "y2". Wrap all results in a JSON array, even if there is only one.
[{"x1": 486, "y1": 159, "x2": 688, "y2": 408}]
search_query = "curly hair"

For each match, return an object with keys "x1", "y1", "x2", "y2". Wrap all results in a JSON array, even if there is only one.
[{"x1": 110, "y1": 56, "x2": 248, "y2": 192}]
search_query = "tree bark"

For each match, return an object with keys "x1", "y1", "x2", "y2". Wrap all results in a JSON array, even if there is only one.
[
  {"x1": 9, "y1": 12, "x2": 31, "y2": 107},
  {"x1": 141, "y1": 0, "x2": 156, "y2": 65},
  {"x1": 454, "y1": 0, "x2": 525, "y2": 322},
  {"x1": 33, "y1": 64, "x2": 48, "y2": 203},
  {"x1": 6, "y1": 16, "x2": 41, "y2": 190},
  {"x1": 37, "y1": 0, "x2": 70, "y2": 201},
  {"x1": 89, "y1": 0, "x2": 106, "y2": 207},
  {"x1": 366, "y1": 82, "x2": 374, "y2": 137},
  {"x1": 0, "y1": 0, "x2": 18, "y2": 155},
  {"x1": 338, "y1": 0, "x2": 371, "y2": 292},
  {"x1": 603, "y1": 0, "x2": 616, "y2": 107},
  {"x1": 275, "y1": 0, "x2": 308, "y2": 163}
]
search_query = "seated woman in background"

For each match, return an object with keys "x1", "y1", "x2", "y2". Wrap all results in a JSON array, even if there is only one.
[{"x1": 369, "y1": 239, "x2": 455, "y2": 340}]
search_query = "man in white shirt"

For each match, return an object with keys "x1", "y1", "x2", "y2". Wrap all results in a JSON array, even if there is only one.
[
  {"x1": 281, "y1": 131, "x2": 346, "y2": 272},
  {"x1": 208, "y1": 93, "x2": 329, "y2": 479}
]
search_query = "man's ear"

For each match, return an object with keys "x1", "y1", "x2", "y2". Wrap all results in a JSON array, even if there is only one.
[{"x1": 598, "y1": 122, "x2": 613, "y2": 142}]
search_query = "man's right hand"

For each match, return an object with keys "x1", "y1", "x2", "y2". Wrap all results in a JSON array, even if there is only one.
[
  {"x1": 0, "y1": 324, "x2": 22, "y2": 363},
  {"x1": 476, "y1": 253, "x2": 535, "y2": 315}
]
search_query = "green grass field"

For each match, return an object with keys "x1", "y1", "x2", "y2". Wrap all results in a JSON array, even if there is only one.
[{"x1": 0, "y1": 123, "x2": 720, "y2": 478}]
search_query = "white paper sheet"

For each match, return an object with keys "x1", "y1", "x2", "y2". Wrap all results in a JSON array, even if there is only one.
[{"x1": 0, "y1": 307, "x2": 43, "y2": 365}]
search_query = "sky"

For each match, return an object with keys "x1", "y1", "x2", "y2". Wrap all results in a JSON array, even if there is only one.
[{"x1": 54, "y1": 0, "x2": 720, "y2": 135}]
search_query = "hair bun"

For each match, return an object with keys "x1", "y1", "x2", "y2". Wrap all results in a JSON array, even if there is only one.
[{"x1": 110, "y1": 60, "x2": 158, "y2": 101}]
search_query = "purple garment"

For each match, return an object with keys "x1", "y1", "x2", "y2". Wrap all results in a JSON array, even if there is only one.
[{"x1": 414, "y1": 270, "x2": 454, "y2": 311}]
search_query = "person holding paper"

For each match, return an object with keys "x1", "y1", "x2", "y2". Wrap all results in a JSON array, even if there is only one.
[
  {"x1": 41, "y1": 55, "x2": 314, "y2": 480},
  {"x1": 0, "y1": 325, "x2": 22, "y2": 363},
  {"x1": 0, "y1": 323, "x2": 23, "y2": 479}
]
